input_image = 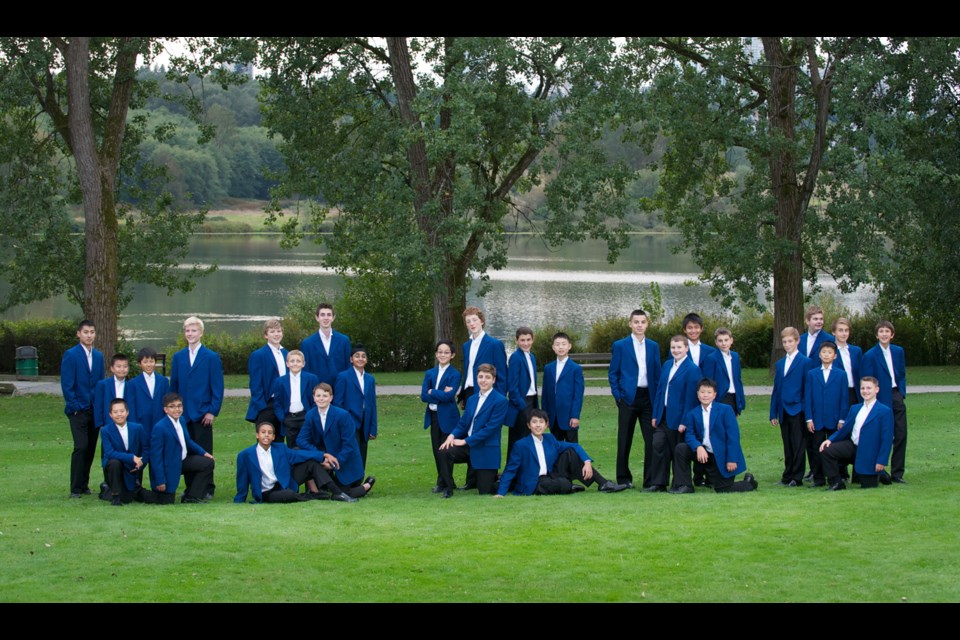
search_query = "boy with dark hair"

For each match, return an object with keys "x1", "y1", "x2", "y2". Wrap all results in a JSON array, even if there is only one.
[
  {"x1": 701, "y1": 328, "x2": 746, "y2": 415},
  {"x1": 334, "y1": 343, "x2": 378, "y2": 470},
  {"x1": 100, "y1": 399, "x2": 147, "y2": 506},
  {"x1": 245, "y1": 317, "x2": 287, "y2": 431},
  {"x1": 649, "y1": 335, "x2": 702, "y2": 492},
  {"x1": 608, "y1": 309, "x2": 662, "y2": 488},
  {"x1": 831, "y1": 317, "x2": 863, "y2": 406},
  {"x1": 128, "y1": 347, "x2": 170, "y2": 448},
  {"x1": 300, "y1": 302, "x2": 351, "y2": 387},
  {"x1": 495, "y1": 409, "x2": 627, "y2": 497},
  {"x1": 421, "y1": 341, "x2": 461, "y2": 493},
  {"x1": 819, "y1": 377, "x2": 894, "y2": 490},
  {"x1": 860, "y1": 320, "x2": 908, "y2": 483},
  {"x1": 93, "y1": 353, "x2": 134, "y2": 430},
  {"x1": 235, "y1": 421, "x2": 356, "y2": 503},
  {"x1": 271, "y1": 350, "x2": 319, "y2": 448},
  {"x1": 504, "y1": 327, "x2": 538, "y2": 461},
  {"x1": 150, "y1": 392, "x2": 215, "y2": 504},
  {"x1": 671, "y1": 378, "x2": 757, "y2": 494},
  {"x1": 682, "y1": 312, "x2": 717, "y2": 367},
  {"x1": 798, "y1": 304, "x2": 834, "y2": 359},
  {"x1": 770, "y1": 326, "x2": 816, "y2": 487},
  {"x1": 803, "y1": 341, "x2": 850, "y2": 487},
  {"x1": 542, "y1": 332, "x2": 585, "y2": 443},
  {"x1": 62, "y1": 319, "x2": 105, "y2": 497}
]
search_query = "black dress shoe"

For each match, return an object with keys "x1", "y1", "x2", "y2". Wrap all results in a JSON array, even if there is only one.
[
  {"x1": 431, "y1": 485, "x2": 442, "y2": 494},
  {"x1": 81, "y1": 488, "x2": 93, "y2": 495},
  {"x1": 331, "y1": 492, "x2": 358, "y2": 503},
  {"x1": 598, "y1": 481, "x2": 628, "y2": 493},
  {"x1": 694, "y1": 479, "x2": 709, "y2": 487},
  {"x1": 99, "y1": 483, "x2": 111, "y2": 500},
  {"x1": 668, "y1": 485, "x2": 694, "y2": 494},
  {"x1": 457, "y1": 483, "x2": 476, "y2": 491},
  {"x1": 571, "y1": 485, "x2": 586, "y2": 493},
  {"x1": 786, "y1": 479, "x2": 803, "y2": 487},
  {"x1": 744, "y1": 473, "x2": 758, "y2": 490},
  {"x1": 202, "y1": 493, "x2": 214, "y2": 501},
  {"x1": 622, "y1": 482, "x2": 634, "y2": 489},
  {"x1": 69, "y1": 493, "x2": 83, "y2": 499},
  {"x1": 803, "y1": 471, "x2": 814, "y2": 481},
  {"x1": 181, "y1": 495, "x2": 207, "y2": 504},
  {"x1": 642, "y1": 485, "x2": 665, "y2": 493},
  {"x1": 827, "y1": 481, "x2": 847, "y2": 491},
  {"x1": 307, "y1": 490, "x2": 332, "y2": 500},
  {"x1": 441, "y1": 488, "x2": 454, "y2": 498},
  {"x1": 878, "y1": 471, "x2": 892, "y2": 485},
  {"x1": 110, "y1": 496, "x2": 124, "y2": 506},
  {"x1": 364, "y1": 476, "x2": 376, "y2": 489},
  {"x1": 892, "y1": 477, "x2": 907, "y2": 484}
]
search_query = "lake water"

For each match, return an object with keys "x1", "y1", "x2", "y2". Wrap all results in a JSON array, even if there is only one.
[{"x1": 1, "y1": 233, "x2": 876, "y2": 345}]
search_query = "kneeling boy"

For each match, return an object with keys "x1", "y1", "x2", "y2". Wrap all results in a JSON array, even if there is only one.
[
  {"x1": 150, "y1": 392, "x2": 215, "y2": 504},
  {"x1": 496, "y1": 409, "x2": 626, "y2": 497}
]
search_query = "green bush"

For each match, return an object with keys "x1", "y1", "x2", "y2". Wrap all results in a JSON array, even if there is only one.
[
  {"x1": 0, "y1": 318, "x2": 78, "y2": 375},
  {"x1": 584, "y1": 315, "x2": 629, "y2": 353}
]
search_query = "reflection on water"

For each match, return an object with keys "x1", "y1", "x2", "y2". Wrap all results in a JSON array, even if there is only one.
[{"x1": 0, "y1": 233, "x2": 876, "y2": 345}]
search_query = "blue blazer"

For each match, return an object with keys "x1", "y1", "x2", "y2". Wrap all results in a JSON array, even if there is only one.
[
  {"x1": 93, "y1": 376, "x2": 136, "y2": 429},
  {"x1": 652, "y1": 357, "x2": 702, "y2": 430},
  {"x1": 127, "y1": 373, "x2": 170, "y2": 440},
  {"x1": 861, "y1": 343, "x2": 907, "y2": 407},
  {"x1": 421, "y1": 365, "x2": 461, "y2": 433},
  {"x1": 497, "y1": 433, "x2": 592, "y2": 496},
  {"x1": 101, "y1": 421, "x2": 146, "y2": 491},
  {"x1": 769, "y1": 352, "x2": 815, "y2": 420},
  {"x1": 460, "y1": 333, "x2": 508, "y2": 396},
  {"x1": 799, "y1": 330, "x2": 835, "y2": 359},
  {"x1": 688, "y1": 341, "x2": 718, "y2": 368},
  {"x1": 60, "y1": 343, "x2": 105, "y2": 415},
  {"x1": 834, "y1": 344, "x2": 863, "y2": 401},
  {"x1": 803, "y1": 367, "x2": 850, "y2": 431},
  {"x1": 453, "y1": 390, "x2": 509, "y2": 470},
  {"x1": 299, "y1": 330, "x2": 351, "y2": 387},
  {"x1": 150, "y1": 417, "x2": 208, "y2": 494},
  {"x1": 608, "y1": 336, "x2": 661, "y2": 407},
  {"x1": 245, "y1": 344, "x2": 288, "y2": 422},
  {"x1": 271, "y1": 371, "x2": 320, "y2": 430},
  {"x1": 541, "y1": 358, "x2": 584, "y2": 431},
  {"x1": 170, "y1": 345, "x2": 224, "y2": 424},
  {"x1": 234, "y1": 443, "x2": 326, "y2": 503},
  {"x1": 700, "y1": 349, "x2": 746, "y2": 414},
  {"x1": 504, "y1": 349, "x2": 538, "y2": 427},
  {"x1": 829, "y1": 402, "x2": 894, "y2": 475},
  {"x1": 334, "y1": 368, "x2": 378, "y2": 439},
  {"x1": 682, "y1": 403, "x2": 746, "y2": 478},
  {"x1": 297, "y1": 405, "x2": 364, "y2": 486}
]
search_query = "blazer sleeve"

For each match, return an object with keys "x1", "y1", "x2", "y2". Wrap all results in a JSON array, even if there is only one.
[
  {"x1": 571, "y1": 363, "x2": 585, "y2": 419},
  {"x1": 608, "y1": 341, "x2": 624, "y2": 402},
  {"x1": 151, "y1": 425, "x2": 169, "y2": 487},
  {"x1": 234, "y1": 450, "x2": 251, "y2": 503},
  {"x1": 368, "y1": 377, "x2": 378, "y2": 437},
  {"x1": 208, "y1": 353, "x2": 224, "y2": 415}
]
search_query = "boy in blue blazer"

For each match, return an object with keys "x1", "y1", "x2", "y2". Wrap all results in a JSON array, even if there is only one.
[
  {"x1": 671, "y1": 378, "x2": 757, "y2": 494},
  {"x1": 819, "y1": 377, "x2": 894, "y2": 490},
  {"x1": 495, "y1": 410, "x2": 626, "y2": 497},
  {"x1": 697, "y1": 327, "x2": 746, "y2": 487},
  {"x1": 334, "y1": 344, "x2": 378, "y2": 470},
  {"x1": 271, "y1": 350, "x2": 319, "y2": 448},
  {"x1": 803, "y1": 341, "x2": 850, "y2": 486},
  {"x1": 93, "y1": 353, "x2": 134, "y2": 431},
  {"x1": 297, "y1": 383, "x2": 375, "y2": 499},
  {"x1": 299, "y1": 302, "x2": 351, "y2": 386},
  {"x1": 245, "y1": 318, "x2": 288, "y2": 431},
  {"x1": 649, "y1": 336, "x2": 702, "y2": 492},
  {"x1": 682, "y1": 312, "x2": 717, "y2": 367},
  {"x1": 798, "y1": 304, "x2": 834, "y2": 359},
  {"x1": 770, "y1": 326, "x2": 816, "y2": 486},
  {"x1": 459, "y1": 306, "x2": 508, "y2": 403},
  {"x1": 150, "y1": 393, "x2": 215, "y2": 504},
  {"x1": 127, "y1": 348, "x2": 170, "y2": 477},
  {"x1": 100, "y1": 399, "x2": 146, "y2": 506},
  {"x1": 169, "y1": 316, "x2": 224, "y2": 463},
  {"x1": 860, "y1": 320, "x2": 908, "y2": 483},
  {"x1": 832, "y1": 317, "x2": 863, "y2": 406},
  {"x1": 608, "y1": 309, "x2": 662, "y2": 488},
  {"x1": 235, "y1": 422, "x2": 356, "y2": 503},
  {"x1": 503, "y1": 328, "x2": 538, "y2": 461},
  {"x1": 438, "y1": 364, "x2": 508, "y2": 497},
  {"x1": 61, "y1": 319, "x2": 106, "y2": 498},
  {"x1": 421, "y1": 341, "x2": 461, "y2": 493},
  {"x1": 541, "y1": 332, "x2": 585, "y2": 443}
]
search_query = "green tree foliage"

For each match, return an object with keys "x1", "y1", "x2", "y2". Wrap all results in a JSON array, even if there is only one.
[{"x1": 241, "y1": 37, "x2": 643, "y2": 344}]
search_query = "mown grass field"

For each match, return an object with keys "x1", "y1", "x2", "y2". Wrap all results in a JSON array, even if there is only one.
[{"x1": 1, "y1": 391, "x2": 957, "y2": 602}]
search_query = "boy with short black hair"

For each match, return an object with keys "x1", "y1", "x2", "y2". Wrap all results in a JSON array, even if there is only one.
[
  {"x1": 100, "y1": 398, "x2": 147, "y2": 506},
  {"x1": 245, "y1": 317, "x2": 288, "y2": 432},
  {"x1": 271, "y1": 349, "x2": 319, "y2": 448},
  {"x1": 421, "y1": 341, "x2": 461, "y2": 493},
  {"x1": 334, "y1": 343, "x2": 378, "y2": 470},
  {"x1": 93, "y1": 353, "x2": 134, "y2": 431},
  {"x1": 495, "y1": 409, "x2": 626, "y2": 497},
  {"x1": 149, "y1": 392, "x2": 215, "y2": 504},
  {"x1": 682, "y1": 312, "x2": 717, "y2": 367},
  {"x1": 803, "y1": 341, "x2": 850, "y2": 487},
  {"x1": 300, "y1": 302, "x2": 352, "y2": 386},
  {"x1": 128, "y1": 347, "x2": 170, "y2": 447},
  {"x1": 542, "y1": 332, "x2": 584, "y2": 443},
  {"x1": 860, "y1": 320, "x2": 908, "y2": 483},
  {"x1": 62, "y1": 319, "x2": 106, "y2": 498},
  {"x1": 504, "y1": 327, "x2": 538, "y2": 460},
  {"x1": 770, "y1": 326, "x2": 816, "y2": 487},
  {"x1": 649, "y1": 335, "x2": 702, "y2": 492}
]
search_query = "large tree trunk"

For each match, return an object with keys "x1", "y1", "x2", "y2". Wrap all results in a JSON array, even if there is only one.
[{"x1": 763, "y1": 37, "x2": 806, "y2": 370}]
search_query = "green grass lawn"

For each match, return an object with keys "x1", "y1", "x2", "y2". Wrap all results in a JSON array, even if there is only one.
[{"x1": 1, "y1": 392, "x2": 958, "y2": 602}]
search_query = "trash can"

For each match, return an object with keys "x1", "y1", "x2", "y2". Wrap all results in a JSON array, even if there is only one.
[{"x1": 15, "y1": 346, "x2": 39, "y2": 381}]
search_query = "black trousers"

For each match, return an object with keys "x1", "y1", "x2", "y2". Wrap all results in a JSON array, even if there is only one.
[
  {"x1": 181, "y1": 454, "x2": 215, "y2": 500},
  {"x1": 552, "y1": 417, "x2": 578, "y2": 443},
  {"x1": 68, "y1": 409, "x2": 98, "y2": 494},
  {"x1": 356, "y1": 428, "x2": 369, "y2": 470},
  {"x1": 673, "y1": 445, "x2": 755, "y2": 492},
  {"x1": 457, "y1": 386, "x2": 477, "y2": 487},
  {"x1": 261, "y1": 460, "x2": 337, "y2": 502},
  {"x1": 439, "y1": 444, "x2": 496, "y2": 494},
  {"x1": 186, "y1": 420, "x2": 215, "y2": 494},
  {"x1": 616, "y1": 389, "x2": 653, "y2": 486},
  {"x1": 822, "y1": 440, "x2": 879, "y2": 488},
  {"x1": 534, "y1": 449, "x2": 608, "y2": 494},
  {"x1": 283, "y1": 411, "x2": 306, "y2": 448},
  {"x1": 778, "y1": 411, "x2": 807, "y2": 483},
  {"x1": 254, "y1": 399, "x2": 280, "y2": 433},
  {"x1": 651, "y1": 421, "x2": 681, "y2": 488},
  {"x1": 103, "y1": 459, "x2": 144, "y2": 502},
  {"x1": 891, "y1": 389, "x2": 907, "y2": 480},
  {"x1": 506, "y1": 395, "x2": 537, "y2": 461},
  {"x1": 808, "y1": 429, "x2": 835, "y2": 484}
]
